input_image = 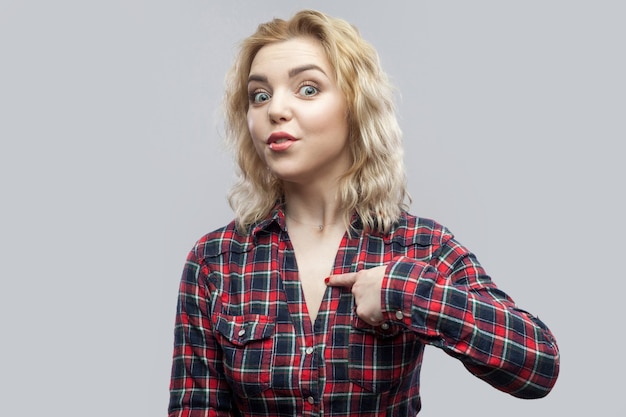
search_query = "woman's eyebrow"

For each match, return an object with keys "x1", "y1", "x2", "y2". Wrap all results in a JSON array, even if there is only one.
[
  {"x1": 248, "y1": 74, "x2": 267, "y2": 84},
  {"x1": 248, "y1": 64, "x2": 327, "y2": 85},
  {"x1": 288, "y1": 64, "x2": 326, "y2": 78}
]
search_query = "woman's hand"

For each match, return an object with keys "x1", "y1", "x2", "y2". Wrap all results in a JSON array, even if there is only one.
[{"x1": 326, "y1": 265, "x2": 387, "y2": 326}]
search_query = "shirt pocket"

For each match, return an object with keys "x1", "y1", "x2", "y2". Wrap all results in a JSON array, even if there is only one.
[
  {"x1": 214, "y1": 313, "x2": 276, "y2": 398},
  {"x1": 349, "y1": 317, "x2": 422, "y2": 393}
]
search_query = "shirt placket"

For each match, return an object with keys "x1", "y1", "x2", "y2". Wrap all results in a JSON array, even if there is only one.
[
  {"x1": 277, "y1": 228, "x2": 364, "y2": 416},
  {"x1": 277, "y1": 230, "x2": 323, "y2": 416}
]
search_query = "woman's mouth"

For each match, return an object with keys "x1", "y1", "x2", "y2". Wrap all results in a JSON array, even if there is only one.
[{"x1": 267, "y1": 132, "x2": 297, "y2": 151}]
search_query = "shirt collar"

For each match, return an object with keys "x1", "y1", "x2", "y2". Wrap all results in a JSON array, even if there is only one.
[
  {"x1": 250, "y1": 202, "x2": 286, "y2": 238},
  {"x1": 249, "y1": 201, "x2": 363, "y2": 237}
]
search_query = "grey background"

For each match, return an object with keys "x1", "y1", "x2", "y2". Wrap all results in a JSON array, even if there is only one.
[{"x1": 1, "y1": 1, "x2": 623, "y2": 415}]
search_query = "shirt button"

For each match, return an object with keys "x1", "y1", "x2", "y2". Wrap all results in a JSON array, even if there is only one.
[
  {"x1": 395, "y1": 310, "x2": 404, "y2": 320},
  {"x1": 305, "y1": 347, "x2": 314, "y2": 355},
  {"x1": 238, "y1": 329, "x2": 246, "y2": 337},
  {"x1": 380, "y1": 322, "x2": 390, "y2": 330},
  {"x1": 307, "y1": 396, "x2": 315, "y2": 405}
]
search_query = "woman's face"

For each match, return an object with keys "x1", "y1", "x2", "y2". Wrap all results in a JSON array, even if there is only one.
[{"x1": 246, "y1": 36, "x2": 351, "y2": 187}]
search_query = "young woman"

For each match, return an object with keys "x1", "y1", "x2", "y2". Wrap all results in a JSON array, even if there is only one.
[{"x1": 168, "y1": 10, "x2": 559, "y2": 416}]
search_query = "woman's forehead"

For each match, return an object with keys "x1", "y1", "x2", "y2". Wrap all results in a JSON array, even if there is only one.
[{"x1": 249, "y1": 37, "x2": 331, "y2": 75}]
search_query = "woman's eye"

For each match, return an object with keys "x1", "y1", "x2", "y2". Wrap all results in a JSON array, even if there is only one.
[
  {"x1": 298, "y1": 85, "x2": 319, "y2": 97},
  {"x1": 251, "y1": 91, "x2": 270, "y2": 103}
]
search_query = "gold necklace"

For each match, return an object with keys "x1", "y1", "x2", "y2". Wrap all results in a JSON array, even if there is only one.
[{"x1": 285, "y1": 214, "x2": 341, "y2": 232}]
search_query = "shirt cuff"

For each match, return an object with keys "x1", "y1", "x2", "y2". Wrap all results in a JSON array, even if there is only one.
[
  {"x1": 381, "y1": 255, "x2": 450, "y2": 342},
  {"x1": 381, "y1": 256, "x2": 423, "y2": 327}
]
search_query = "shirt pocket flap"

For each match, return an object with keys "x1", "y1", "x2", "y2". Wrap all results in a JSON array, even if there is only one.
[{"x1": 214, "y1": 313, "x2": 276, "y2": 347}]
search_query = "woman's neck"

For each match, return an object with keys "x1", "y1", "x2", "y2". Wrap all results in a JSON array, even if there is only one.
[{"x1": 282, "y1": 182, "x2": 344, "y2": 231}]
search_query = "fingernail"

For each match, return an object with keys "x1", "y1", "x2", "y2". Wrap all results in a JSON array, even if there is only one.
[{"x1": 324, "y1": 276, "x2": 330, "y2": 284}]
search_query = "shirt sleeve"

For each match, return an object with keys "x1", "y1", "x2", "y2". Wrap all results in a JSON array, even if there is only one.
[
  {"x1": 168, "y1": 249, "x2": 236, "y2": 417},
  {"x1": 380, "y1": 233, "x2": 560, "y2": 399}
]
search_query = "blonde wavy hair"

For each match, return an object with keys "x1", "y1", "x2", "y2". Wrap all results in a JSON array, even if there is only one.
[{"x1": 224, "y1": 9, "x2": 409, "y2": 234}]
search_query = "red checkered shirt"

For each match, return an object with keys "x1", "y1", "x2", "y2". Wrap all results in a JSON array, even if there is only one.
[{"x1": 168, "y1": 205, "x2": 559, "y2": 416}]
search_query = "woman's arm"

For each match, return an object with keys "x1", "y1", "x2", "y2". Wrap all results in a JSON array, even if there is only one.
[
  {"x1": 381, "y1": 234, "x2": 560, "y2": 398},
  {"x1": 327, "y1": 233, "x2": 559, "y2": 399},
  {"x1": 168, "y1": 251, "x2": 237, "y2": 417}
]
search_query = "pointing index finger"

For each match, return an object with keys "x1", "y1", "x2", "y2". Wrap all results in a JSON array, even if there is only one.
[{"x1": 325, "y1": 272, "x2": 357, "y2": 288}]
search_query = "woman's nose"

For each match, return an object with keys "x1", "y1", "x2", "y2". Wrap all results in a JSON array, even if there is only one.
[{"x1": 267, "y1": 91, "x2": 293, "y2": 124}]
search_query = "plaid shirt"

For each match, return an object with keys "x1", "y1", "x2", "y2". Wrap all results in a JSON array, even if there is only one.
[{"x1": 168, "y1": 205, "x2": 559, "y2": 416}]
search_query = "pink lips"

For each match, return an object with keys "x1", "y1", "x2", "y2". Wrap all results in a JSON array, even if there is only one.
[{"x1": 267, "y1": 132, "x2": 297, "y2": 152}]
